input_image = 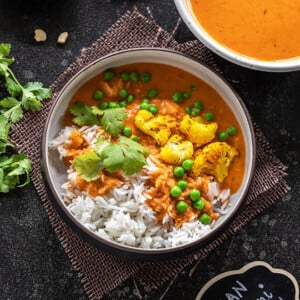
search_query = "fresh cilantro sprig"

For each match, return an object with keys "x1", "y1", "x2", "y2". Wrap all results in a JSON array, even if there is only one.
[
  {"x1": 73, "y1": 136, "x2": 149, "y2": 181},
  {"x1": 69, "y1": 102, "x2": 127, "y2": 137},
  {"x1": 0, "y1": 154, "x2": 32, "y2": 193},
  {"x1": 0, "y1": 44, "x2": 52, "y2": 123},
  {"x1": 0, "y1": 43, "x2": 51, "y2": 193}
]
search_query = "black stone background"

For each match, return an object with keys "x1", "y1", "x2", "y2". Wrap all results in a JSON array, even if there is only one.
[{"x1": 0, "y1": 0, "x2": 299, "y2": 299}]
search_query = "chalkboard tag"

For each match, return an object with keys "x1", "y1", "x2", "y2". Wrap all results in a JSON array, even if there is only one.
[{"x1": 196, "y1": 261, "x2": 299, "y2": 300}]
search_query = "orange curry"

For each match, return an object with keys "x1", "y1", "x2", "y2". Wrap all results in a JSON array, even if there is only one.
[
  {"x1": 189, "y1": 0, "x2": 300, "y2": 61},
  {"x1": 63, "y1": 63, "x2": 245, "y2": 227}
]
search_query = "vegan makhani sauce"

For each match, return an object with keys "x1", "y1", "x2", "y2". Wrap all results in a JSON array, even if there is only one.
[{"x1": 189, "y1": 0, "x2": 300, "y2": 61}]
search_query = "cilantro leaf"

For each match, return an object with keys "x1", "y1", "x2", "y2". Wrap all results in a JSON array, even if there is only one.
[
  {"x1": 0, "y1": 97, "x2": 23, "y2": 123},
  {"x1": 94, "y1": 136, "x2": 110, "y2": 156},
  {"x1": 0, "y1": 43, "x2": 52, "y2": 193},
  {"x1": 6, "y1": 77, "x2": 22, "y2": 97},
  {"x1": 70, "y1": 102, "x2": 100, "y2": 126},
  {"x1": 0, "y1": 115, "x2": 14, "y2": 154},
  {"x1": 24, "y1": 82, "x2": 52, "y2": 100},
  {"x1": 73, "y1": 136, "x2": 149, "y2": 180},
  {"x1": 0, "y1": 153, "x2": 31, "y2": 192},
  {"x1": 91, "y1": 106, "x2": 104, "y2": 116},
  {"x1": 0, "y1": 43, "x2": 14, "y2": 77},
  {"x1": 73, "y1": 152, "x2": 103, "y2": 182},
  {"x1": 101, "y1": 107, "x2": 127, "y2": 137},
  {"x1": 100, "y1": 143, "x2": 124, "y2": 173},
  {"x1": 0, "y1": 43, "x2": 11, "y2": 57},
  {"x1": 118, "y1": 137, "x2": 148, "y2": 175}
]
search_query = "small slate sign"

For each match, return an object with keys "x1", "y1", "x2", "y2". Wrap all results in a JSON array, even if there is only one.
[{"x1": 196, "y1": 261, "x2": 299, "y2": 300}]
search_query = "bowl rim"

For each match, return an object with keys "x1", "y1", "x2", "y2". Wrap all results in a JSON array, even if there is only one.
[
  {"x1": 174, "y1": 0, "x2": 300, "y2": 72},
  {"x1": 41, "y1": 47, "x2": 256, "y2": 260}
]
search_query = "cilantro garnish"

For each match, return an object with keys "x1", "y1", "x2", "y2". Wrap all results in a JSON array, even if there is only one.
[
  {"x1": 0, "y1": 154, "x2": 32, "y2": 193},
  {"x1": 70, "y1": 102, "x2": 100, "y2": 126},
  {"x1": 73, "y1": 136, "x2": 149, "y2": 181},
  {"x1": 0, "y1": 43, "x2": 51, "y2": 193},
  {"x1": 69, "y1": 102, "x2": 127, "y2": 137}
]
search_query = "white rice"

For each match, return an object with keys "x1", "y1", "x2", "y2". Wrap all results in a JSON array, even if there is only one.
[{"x1": 50, "y1": 126, "x2": 230, "y2": 249}]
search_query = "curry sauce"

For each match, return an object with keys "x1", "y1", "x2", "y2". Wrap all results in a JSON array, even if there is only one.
[
  {"x1": 189, "y1": 0, "x2": 300, "y2": 61},
  {"x1": 63, "y1": 63, "x2": 246, "y2": 227}
]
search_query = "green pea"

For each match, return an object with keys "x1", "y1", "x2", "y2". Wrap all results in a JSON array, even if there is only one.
[
  {"x1": 148, "y1": 105, "x2": 158, "y2": 115},
  {"x1": 218, "y1": 131, "x2": 229, "y2": 141},
  {"x1": 190, "y1": 189, "x2": 201, "y2": 201},
  {"x1": 185, "y1": 106, "x2": 192, "y2": 115},
  {"x1": 104, "y1": 70, "x2": 114, "y2": 80},
  {"x1": 204, "y1": 112, "x2": 215, "y2": 121},
  {"x1": 174, "y1": 166, "x2": 185, "y2": 178},
  {"x1": 172, "y1": 92, "x2": 183, "y2": 103},
  {"x1": 193, "y1": 101, "x2": 203, "y2": 110},
  {"x1": 140, "y1": 102, "x2": 150, "y2": 110},
  {"x1": 99, "y1": 102, "x2": 108, "y2": 109},
  {"x1": 227, "y1": 125, "x2": 237, "y2": 136},
  {"x1": 129, "y1": 71, "x2": 139, "y2": 82},
  {"x1": 193, "y1": 199, "x2": 205, "y2": 210},
  {"x1": 176, "y1": 200, "x2": 189, "y2": 213},
  {"x1": 141, "y1": 72, "x2": 151, "y2": 82},
  {"x1": 190, "y1": 85, "x2": 197, "y2": 91},
  {"x1": 131, "y1": 135, "x2": 139, "y2": 142},
  {"x1": 191, "y1": 108, "x2": 201, "y2": 116},
  {"x1": 127, "y1": 94, "x2": 134, "y2": 103},
  {"x1": 142, "y1": 98, "x2": 150, "y2": 104},
  {"x1": 148, "y1": 89, "x2": 158, "y2": 98},
  {"x1": 119, "y1": 100, "x2": 127, "y2": 107},
  {"x1": 108, "y1": 102, "x2": 119, "y2": 108},
  {"x1": 93, "y1": 89, "x2": 104, "y2": 101},
  {"x1": 182, "y1": 159, "x2": 193, "y2": 171},
  {"x1": 199, "y1": 213, "x2": 212, "y2": 225},
  {"x1": 119, "y1": 88, "x2": 128, "y2": 99},
  {"x1": 177, "y1": 180, "x2": 188, "y2": 190},
  {"x1": 183, "y1": 91, "x2": 191, "y2": 99},
  {"x1": 121, "y1": 72, "x2": 130, "y2": 81},
  {"x1": 170, "y1": 186, "x2": 182, "y2": 198},
  {"x1": 122, "y1": 126, "x2": 132, "y2": 137}
]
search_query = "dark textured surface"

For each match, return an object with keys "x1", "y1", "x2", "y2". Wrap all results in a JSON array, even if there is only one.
[{"x1": 0, "y1": 1, "x2": 299, "y2": 299}]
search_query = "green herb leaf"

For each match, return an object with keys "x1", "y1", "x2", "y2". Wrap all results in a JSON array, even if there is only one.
[
  {"x1": 101, "y1": 107, "x2": 127, "y2": 137},
  {"x1": 0, "y1": 153, "x2": 32, "y2": 192},
  {"x1": 0, "y1": 43, "x2": 14, "y2": 77},
  {"x1": 73, "y1": 136, "x2": 149, "y2": 180},
  {"x1": 6, "y1": 77, "x2": 22, "y2": 97},
  {"x1": 0, "y1": 43, "x2": 11, "y2": 57},
  {"x1": 24, "y1": 82, "x2": 52, "y2": 100},
  {"x1": 0, "y1": 43, "x2": 52, "y2": 193},
  {"x1": 73, "y1": 152, "x2": 103, "y2": 182},
  {"x1": 0, "y1": 115, "x2": 14, "y2": 154},
  {"x1": 117, "y1": 136, "x2": 149, "y2": 175},
  {"x1": 70, "y1": 102, "x2": 101, "y2": 126},
  {"x1": 94, "y1": 136, "x2": 109, "y2": 156},
  {"x1": 0, "y1": 97, "x2": 23, "y2": 123},
  {"x1": 100, "y1": 143, "x2": 124, "y2": 173}
]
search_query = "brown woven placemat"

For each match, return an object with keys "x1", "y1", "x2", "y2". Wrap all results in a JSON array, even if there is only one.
[{"x1": 10, "y1": 9, "x2": 290, "y2": 299}]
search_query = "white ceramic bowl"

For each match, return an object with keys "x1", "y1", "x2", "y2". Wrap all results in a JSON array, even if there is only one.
[
  {"x1": 174, "y1": 0, "x2": 300, "y2": 72},
  {"x1": 42, "y1": 48, "x2": 255, "y2": 260}
]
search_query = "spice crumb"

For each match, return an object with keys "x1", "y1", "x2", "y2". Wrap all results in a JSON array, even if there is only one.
[
  {"x1": 57, "y1": 32, "x2": 69, "y2": 45},
  {"x1": 34, "y1": 29, "x2": 47, "y2": 42}
]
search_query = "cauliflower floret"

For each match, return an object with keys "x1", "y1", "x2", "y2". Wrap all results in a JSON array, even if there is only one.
[
  {"x1": 134, "y1": 110, "x2": 177, "y2": 145},
  {"x1": 159, "y1": 134, "x2": 194, "y2": 165},
  {"x1": 179, "y1": 115, "x2": 218, "y2": 146},
  {"x1": 192, "y1": 142, "x2": 238, "y2": 183}
]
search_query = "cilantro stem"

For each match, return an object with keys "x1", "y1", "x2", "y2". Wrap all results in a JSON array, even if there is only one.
[{"x1": 7, "y1": 67, "x2": 24, "y2": 91}]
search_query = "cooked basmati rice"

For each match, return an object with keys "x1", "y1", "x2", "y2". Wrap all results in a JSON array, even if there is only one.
[{"x1": 50, "y1": 126, "x2": 230, "y2": 249}]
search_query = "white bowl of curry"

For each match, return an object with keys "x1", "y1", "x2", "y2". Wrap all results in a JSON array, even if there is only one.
[
  {"x1": 175, "y1": 0, "x2": 300, "y2": 72},
  {"x1": 42, "y1": 49, "x2": 255, "y2": 260}
]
